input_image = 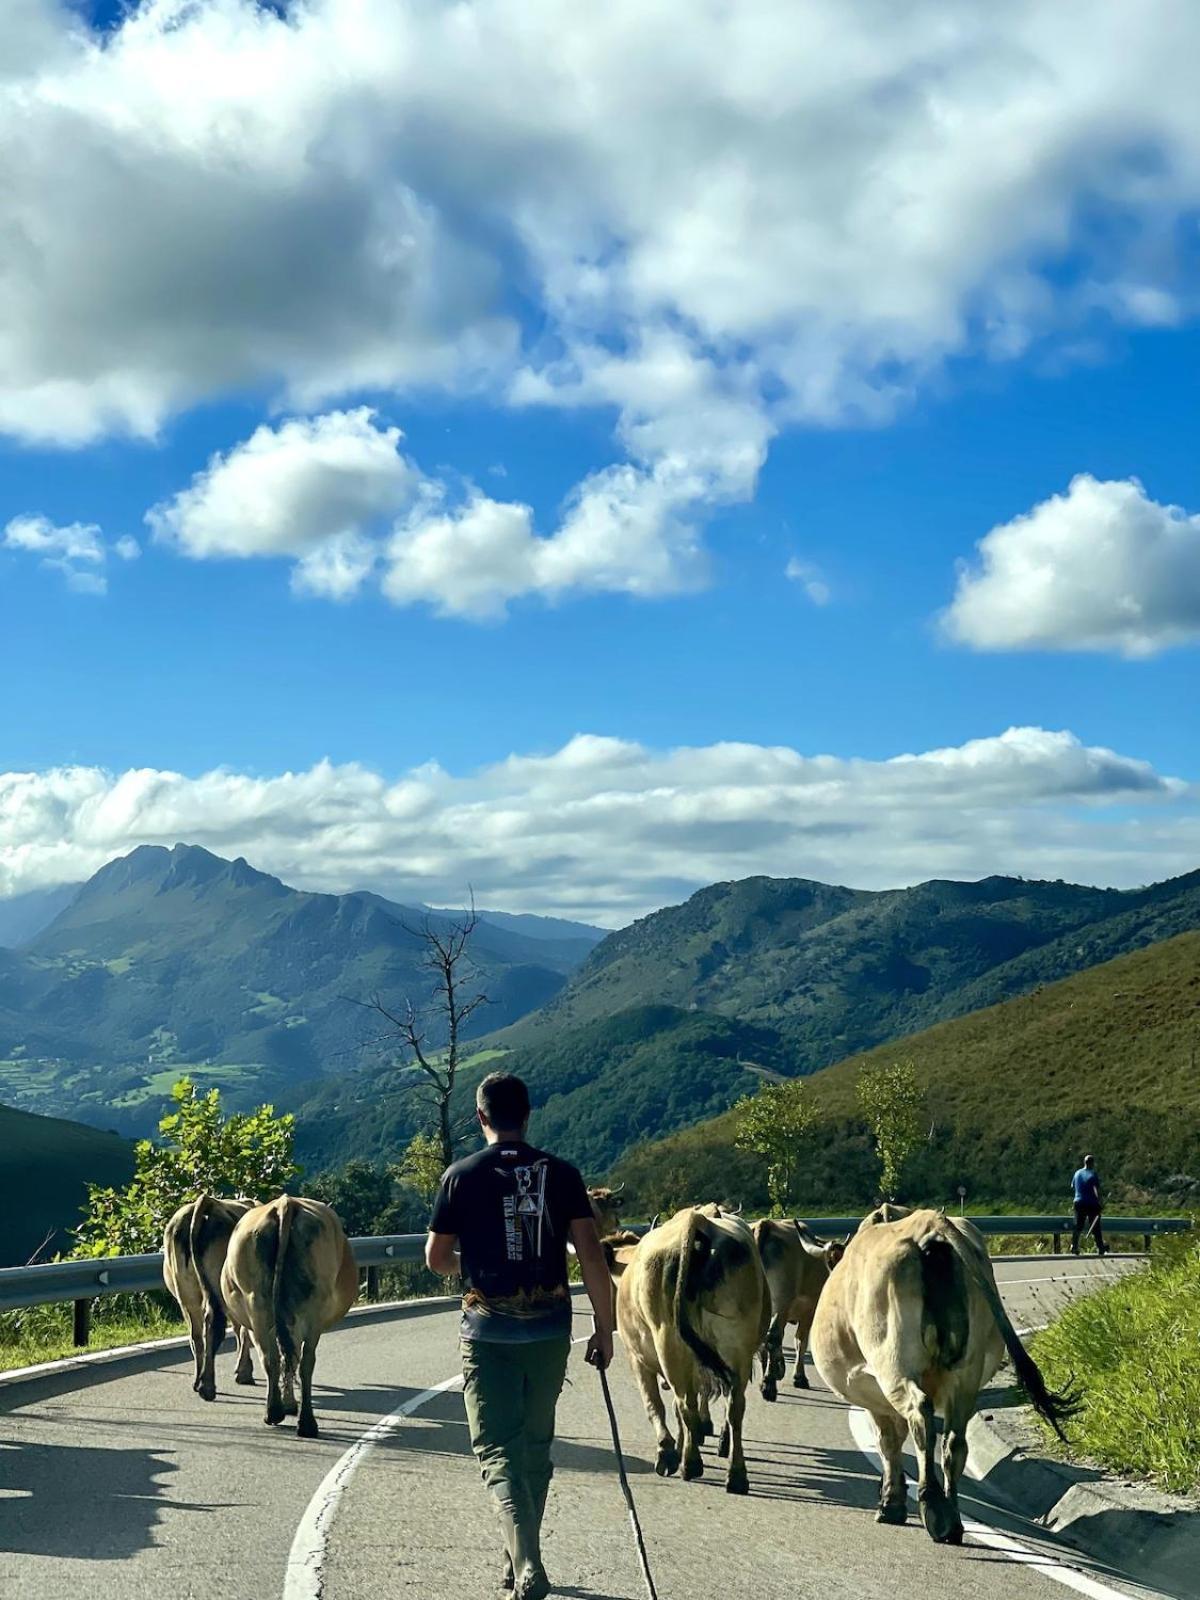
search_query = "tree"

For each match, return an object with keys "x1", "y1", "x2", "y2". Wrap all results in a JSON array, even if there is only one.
[
  {"x1": 304, "y1": 1159, "x2": 397, "y2": 1237},
  {"x1": 352, "y1": 906, "x2": 489, "y2": 1171},
  {"x1": 856, "y1": 1058, "x2": 924, "y2": 1201},
  {"x1": 75, "y1": 1077, "x2": 298, "y2": 1257},
  {"x1": 733, "y1": 1079, "x2": 817, "y2": 1215},
  {"x1": 398, "y1": 1131, "x2": 445, "y2": 1203}
]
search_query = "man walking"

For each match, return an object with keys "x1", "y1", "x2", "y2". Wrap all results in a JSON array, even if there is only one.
[
  {"x1": 426, "y1": 1072, "x2": 615, "y2": 1600},
  {"x1": 1070, "y1": 1153, "x2": 1107, "y2": 1256}
]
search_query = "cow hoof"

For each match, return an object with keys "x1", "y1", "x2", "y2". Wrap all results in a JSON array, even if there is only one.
[
  {"x1": 792, "y1": 1373, "x2": 810, "y2": 1390},
  {"x1": 282, "y1": 1398, "x2": 299, "y2": 1417},
  {"x1": 192, "y1": 1376, "x2": 201, "y2": 1393},
  {"x1": 654, "y1": 1447, "x2": 680, "y2": 1477},
  {"x1": 265, "y1": 1402, "x2": 285, "y2": 1426},
  {"x1": 681, "y1": 1458, "x2": 704, "y2": 1482},
  {"x1": 725, "y1": 1474, "x2": 749, "y2": 1496},
  {"x1": 296, "y1": 1415, "x2": 320, "y2": 1440},
  {"x1": 716, "y1": 1431, "x2": 731, "y2": 1460},
  {"x1": 235, "y1": 1371, "x2": 255, "y2": 1386},
  {"x1": 875, "y1": 1503, "x2": 908, "y2": 1526},
  {"x1": 940, "y1": 1523, "x2": 964, "y2": 1547},
  {"x1": 761, "y1": 1383, "x2": 777, "y2": 1403},
  {"x1": 198, "y1": 1386, "x2": 216, "y2": 1403}
]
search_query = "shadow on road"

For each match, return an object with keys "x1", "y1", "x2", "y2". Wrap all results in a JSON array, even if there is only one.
[{"x1": 0, "y1": 1437, "x2": 215, "y2": 1560}]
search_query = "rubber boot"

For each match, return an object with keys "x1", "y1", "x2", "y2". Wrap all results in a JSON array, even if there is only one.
[{"x1": 490, "y1": 1481, "x2": 549, "y2": 1600}]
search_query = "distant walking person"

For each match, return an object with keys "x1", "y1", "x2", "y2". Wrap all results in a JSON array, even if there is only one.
[
  {"x1": 1070, "y1": 1154, "x2": 1107, "y2": 1256},
  {"x1": 426, "y1": 1072, "x2": 615, "y2": 1600}
]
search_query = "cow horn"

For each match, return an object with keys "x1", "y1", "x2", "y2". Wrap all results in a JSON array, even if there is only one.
[
  {"x1": 611, "y1": 1182, "x2": 625, "y2": 1195},
  {"x1": 726, "y1": 1203, "x2": 743, "y2": 1217}
]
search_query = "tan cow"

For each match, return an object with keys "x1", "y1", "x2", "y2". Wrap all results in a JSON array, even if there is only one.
[
  {"x1": 221, "y1": 1196, "x2": 358, "y2": 1439},
  {"x1": 753, "y1": 1218, "x2": 845, "y2": 1401},
  {"x1": 810, "y1": 1205, "x2": 1076, "y2": 1543},
  {"x1": 162, "y1": 1194, "x2": 255, "y2": 1402},
  {"x1": 615, "y1": 1203, "x2": 770, "y2": 1494},
  {"x1": 587, "y1": 1185, "x2": 624, "y2": 1239}
]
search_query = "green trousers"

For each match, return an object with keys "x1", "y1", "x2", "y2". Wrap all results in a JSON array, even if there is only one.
[{"x1": 460, "y1": 1336, "x2": 571, "y2": 1514}]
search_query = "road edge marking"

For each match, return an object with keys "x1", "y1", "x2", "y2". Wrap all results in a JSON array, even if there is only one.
[
  {"x1": 284, "y1": 1371, "x2": 465, "y2": 1600},
  {"x1": 847, "y1": 1408, "x2": 1142, "y2": 1600}
]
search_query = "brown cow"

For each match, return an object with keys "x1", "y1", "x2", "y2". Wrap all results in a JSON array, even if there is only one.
[
  {"x1": 162, "y1": 1194, "x2": 255, "y2": 1401},
  {"x1": 810, "y1": 1205, "x2": 1076, "y2": 1543},
  {"x1": 753, "y1": 1218, "x2": 845, "y2": 1401},
  {"x1": 615, "y1": 1204, "x2": 770, "y2": 1494},
  {"x1": 587, "y1": 1185, "x2": 624, "y2": 1239},
  {"x1": 221, "y1": 1196, "x2": 358, "y2": 1439}
]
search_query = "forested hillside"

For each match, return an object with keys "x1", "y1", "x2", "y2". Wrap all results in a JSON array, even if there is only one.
[{"x1": 613, "y1": 930, "x2": 1200, "y2": 1214}]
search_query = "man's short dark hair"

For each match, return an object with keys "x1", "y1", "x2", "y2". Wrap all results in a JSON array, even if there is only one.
[
  {"x1": 477, "y1": 1072, "x2": 531, "y2": 1131},
  {"x1": 1083, "y1": 1153, "x2": 1095, "y2": 1168}
]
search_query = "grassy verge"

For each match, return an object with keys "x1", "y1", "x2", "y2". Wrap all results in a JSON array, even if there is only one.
[
  {"x1": 0, "y1": 1299, "x2": 185, "y2": 1373},
  {"x1": 1031, "y1": 1237, "x2": 1200, "y2": 1494}
]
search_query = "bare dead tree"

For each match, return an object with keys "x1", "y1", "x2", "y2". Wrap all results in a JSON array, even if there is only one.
[{"x1": 348, "y1": 902, "x2": 490, "y2": 1171}]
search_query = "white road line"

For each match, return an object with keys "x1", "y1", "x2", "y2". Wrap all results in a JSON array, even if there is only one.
[
  {"x1": 847, "y1": 1409, "x2": 1141, "y2": 1600},
  {"x1": 283, "y1": 1333, "x2": 589, "y2": 1600},
  {"x1": 283, "y1": 1371, "x2": 465, "y2": 1600},
  {"x1": 1000, "y1": 1273, "x2": 1123, "y2": 1287}
]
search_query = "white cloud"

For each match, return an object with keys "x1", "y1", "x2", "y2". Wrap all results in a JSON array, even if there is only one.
[
  {"x1": 6, "y1": 2, "x2": 1200, "y2": 607},
  {"x1": 944, "y1": 475, "x2": 1200, "y2": 657},
  {"x1": 785, "y1": 558, "x2": 831, "y2": 606},
  {"x1": 2, "y1": 513, "x2": 137, "y2": 594},
  {"x1": 147, "y1": 409, "x2": 422, "y2": 595},
  {"x1": 1, "y1": 727, "x2": 1192, "y2": 924}
]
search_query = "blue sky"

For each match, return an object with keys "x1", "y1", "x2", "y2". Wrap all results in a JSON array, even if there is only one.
[{"x1": 2, "y1": 1, "x2": 1199, "y2": 921}]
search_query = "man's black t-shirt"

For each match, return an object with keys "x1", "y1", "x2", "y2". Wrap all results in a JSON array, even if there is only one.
[{"x1": 429, "y1": 1139, "x2": 593, "y2": 1343}]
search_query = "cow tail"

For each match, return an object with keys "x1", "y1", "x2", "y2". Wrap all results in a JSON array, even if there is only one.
[
  {"x1": 963, "y1": 1254, "x2": 1080, "y2": 1441},
  {"x1": 674, "y1": 1208, "x2": 734, "y2": 1397},
  {"x1": 189, "y1": 1193, "x2": 227, "y2": 1347},
  {"x1": 918, "y1": 1233, "x2": 970, "y2": 1369},
  {"x1": 273, "y1": 1197, "x2": 296, "y2": 1364}
]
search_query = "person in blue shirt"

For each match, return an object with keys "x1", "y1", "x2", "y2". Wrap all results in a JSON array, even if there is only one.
[{"x1": 1070, "y1": 1154, "x2": 1107, "y2": 1256}]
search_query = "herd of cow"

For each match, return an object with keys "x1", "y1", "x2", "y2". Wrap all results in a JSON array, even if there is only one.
[{"x1": 161, "y1": 1186, "x2": 1076, "y2": 1550}]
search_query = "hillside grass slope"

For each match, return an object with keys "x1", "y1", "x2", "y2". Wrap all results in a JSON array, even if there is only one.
[
  {"x1": 0, "y1": 1103, "x2": 135, "y2": 1266},
  {"x1": 613, "y1": 930, "x2": 1200, "y2": 1214}
]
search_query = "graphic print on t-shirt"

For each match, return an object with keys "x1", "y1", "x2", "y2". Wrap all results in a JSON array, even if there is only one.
[{"x1": 503, "y1": 1158, "x2": 550, "y2": 1261}]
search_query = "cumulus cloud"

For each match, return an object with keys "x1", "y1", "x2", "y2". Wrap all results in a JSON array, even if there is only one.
[
  {"x1": 147, "y1": 408, "x2": 424, "y2": 596},
  {"x1": 1, "y1": 727, "x2": 1192, "y2": 924},
  {"x1": 6, "y1": 2, "x2": 1200, "y2": 605},
  {"x1": 2, "y1": 514, "x2": 138, "y2": 594},
  {"x1": 944, "y1": 476, "x2": 1200, "y2": 657}
]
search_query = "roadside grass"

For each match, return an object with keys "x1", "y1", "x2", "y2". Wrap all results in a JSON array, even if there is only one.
[
  {"x1": 1032, "y1": 1236, "x2": 1200, "y2": 1494},
  {"x1": 0, "y1": 1298, "x2": 185, "y2": 1374}
]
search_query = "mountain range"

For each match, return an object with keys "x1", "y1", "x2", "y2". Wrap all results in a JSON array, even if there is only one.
[
  {"x1": 4, "y1": 847, "x2": 1200, "y2": 1190},
  {"x1": 0, "y1": 844, "x2": 602, "y2": 1135}
]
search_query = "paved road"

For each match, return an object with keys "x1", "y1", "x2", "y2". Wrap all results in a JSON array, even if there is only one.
[{"x1": 0, "y1": 1254, "x2": 1153, "y2": 1600}]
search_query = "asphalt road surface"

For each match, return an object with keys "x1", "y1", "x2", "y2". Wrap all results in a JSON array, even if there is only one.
[{"x1": 0, "y1": 1253, "x2": 1156, "y2": 1600}]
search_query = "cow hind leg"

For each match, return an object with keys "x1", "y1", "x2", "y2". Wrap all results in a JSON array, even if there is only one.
[
  {"x1": 871, "y1": 1409, "x2": 909, "y2": 1525},
  {"x1": 760, "y1": 1316, "x2": 785, "y2": 1402},
  {"x1": 184, "y1": 1304, "x2": 205, "y2": 1394},
  {"x1": 279, "y1": 1343, "x2": 299, "y2": 1417},
  {"x1": 722, "y1": 1383, "x2": 750, "y2": 1495},
  {"x1": 677, "y1": 1391, "x2": 706, "y2": 1482},
  {"x1": 792, "y1": 1312, "x2": 814, "y2": 1389},
  {"x1": 698, "y1": 1389, "x2": 714, "y2": 1440},
  {"x1": 197, "y1": 1297, "x2": 226, "y2": 1402},
  {"x1": 939, "y1": 1394, "x2": 971, "y2": 1546},
  {"x1": 633, "y1": 1359, "x2": 678, "y2": 1477},
  {"x1": 902, "y1": 1389, "x2": 957, "y2": 1544},
  {"x1": 296, "y1": 1334, "x2": 321, "y2": 1440},
  {"x1": 234, "y1": 1324, "x2": 255, "y2": 1385}
]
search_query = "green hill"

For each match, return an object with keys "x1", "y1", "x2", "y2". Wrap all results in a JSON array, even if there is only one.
[
  {"x1": 0, "y1": 1103, "x2": 135, "y2": 1266},
  {"x1": 498, "y1": 871, "x2": 1200, "y2": 1077},
  {"x1": 612, "y1": 930, "x2": 1200, "y2": 1215},
  {"x1": 0, "y1": 845, "x2": 591, "y2": 1136},
  {"x1": 292, "y1": 1005, "x2": 788, "y2": 1180}
]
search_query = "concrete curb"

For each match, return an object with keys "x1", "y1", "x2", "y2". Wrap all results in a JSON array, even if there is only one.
[
  {"x1": 967, "y1": 1401, "x2": 1200, "y2": 1596},
  {"x1": 0, "y1": 1292, "x2": 459, "y2": 1394}
]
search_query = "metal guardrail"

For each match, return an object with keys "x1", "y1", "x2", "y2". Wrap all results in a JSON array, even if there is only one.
[{"x1": 0, "y1": 1218, "x2": 1189, "y2": 1348}]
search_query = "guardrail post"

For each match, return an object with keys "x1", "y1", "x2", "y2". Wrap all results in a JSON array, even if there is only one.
[
  {"x1": 1052, "y1": 1231, "x2": 1061, "y2": 1254},
  {"x1": 1144, "y1": 1232, "x2": 1152, "y2": 1254},
  {"x1": 366, "y1": 1265, "x2": 380, "y2": 1302},
  {"x1": 72, "y1": 1298, "x2": 91, "y2": 1348}
]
